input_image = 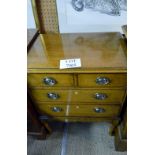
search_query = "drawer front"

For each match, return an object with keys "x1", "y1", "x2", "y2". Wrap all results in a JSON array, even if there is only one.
[
  {"x1": 37, "y1": 105, "x2": 66, "y2": 116},
  {"x1": 37, "y1": 104, "x2": 120, "y2": 117},
  {"x1": 30, "y1": 89, "x2": 125, "y2": 103},
  {"x1": 78, "y1": 74, "x2": 126, "y2": 87},
  {"x1": 30, "y1": 89, "x2": 71, "y2": 102},
  {"x1": 71, "y1": 89, "x2": 125, "y2": 103},
  {"x1": 28, "y1": 74, "x2": 74, "y2": 87}
]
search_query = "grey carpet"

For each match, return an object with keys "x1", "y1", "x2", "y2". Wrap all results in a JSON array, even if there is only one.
[{"x1": 27, "y1": 122, "x2": 127, "y2": 155}]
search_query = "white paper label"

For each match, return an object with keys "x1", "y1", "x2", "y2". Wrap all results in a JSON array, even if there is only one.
[{"x1": 60, "y1": 58, "x2": 81, "y2": 69}]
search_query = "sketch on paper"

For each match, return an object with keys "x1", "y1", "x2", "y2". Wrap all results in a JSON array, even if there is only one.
[
  {"x1": 71, "y1": 0, "x2": 127, "y2": 16},
  {"x1": 56, "y1": 0, "x2": 127, "y2": 32}
]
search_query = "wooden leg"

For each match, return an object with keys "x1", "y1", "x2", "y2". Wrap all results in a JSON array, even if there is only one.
[
  {"x1": 114, "y1": 125, "x2": 127, "y2": 151},
  {"x1": 36, "y1": 122, "x2": 52, "y2": 140},
  {"x1": 109, "y1": 120, "x2": 120, "y2": 136},
  {"x1": 27, "y1": 94, "x2": 50, "y2": 139},
  {"x1": 36, "y1": 127, "x2": 48, "y2": 140},
  {"x1": 42, "y1": 122, "x2": 52, "y2": 134}
]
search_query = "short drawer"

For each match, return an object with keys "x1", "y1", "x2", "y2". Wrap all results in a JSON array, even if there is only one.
[
  {"x1": 71, "y1": 89, "x2": 125, "y2": 103},
  {"x1": 29, "y1": 89, "x2": 70, "y2": 102},
  {"x1": 28, "y1": 73, "x2": 74, "y2": 87},
  {"x1": 36, "y1": 104, "x2": 120, "y2": 117},
  {"x1": 78, "y1": 74, "x2": 126, "y2": 87},
  {"x1": 30, "y1": 89, "x2": 125, "y2": 103}
]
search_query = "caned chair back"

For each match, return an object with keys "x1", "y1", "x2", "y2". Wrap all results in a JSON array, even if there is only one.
[{"x1": 31, "y1": 0, "x2": 59, "y2": 33}]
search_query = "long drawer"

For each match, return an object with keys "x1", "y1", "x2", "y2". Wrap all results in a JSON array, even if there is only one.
[
  {"x1": 78, "y1": 73, "x2": 126, "y2": 87},
  {"x1": 28, "y1": 73, "x2": 74, "y2": 87},
  {"x1": 36, "y1": 104, "x2": 120, "y2": 117},
  {"x1": 30, "y1": 89, "x2": 125, "y2": 103}
]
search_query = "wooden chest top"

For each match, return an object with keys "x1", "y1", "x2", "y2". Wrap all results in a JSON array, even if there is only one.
[{"x1": 27, "y1": 32, "x2": 127, "y2": 73}]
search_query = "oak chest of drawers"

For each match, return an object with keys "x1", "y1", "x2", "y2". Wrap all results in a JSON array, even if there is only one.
[{"x1": 27, "y1": 32, "x2": 127, "y2": 126}]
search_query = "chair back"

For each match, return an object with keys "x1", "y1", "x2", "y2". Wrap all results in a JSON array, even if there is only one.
[{"x1": 31, "y1": 0, "x2": 59, "y2": 33}]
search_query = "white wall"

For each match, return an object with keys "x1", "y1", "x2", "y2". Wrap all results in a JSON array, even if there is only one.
[{"x1": 27, "y1": 0, "x2": 36, "y2": 28}]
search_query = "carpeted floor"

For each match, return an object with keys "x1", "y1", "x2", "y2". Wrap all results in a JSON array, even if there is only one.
[{"x1": 27, "y1": 122, "x2": 127, "y2": 155}]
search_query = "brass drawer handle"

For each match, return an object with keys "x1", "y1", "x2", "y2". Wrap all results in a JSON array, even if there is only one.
[
  {"x1": 95, "y1": 93, "x2": 107, "y2": 100},
  {"x1": 94, "y1": 107, "x2": 105, "y2": 113},
  {"x1": 47, "y1": 93, "x2": 60, "y2": 100},
  {"x1": 96, "y1": 77, "x2": 110, "y2": 85},
  {"x1": 43, "y1": 77, "x2": 57, "y2": 86},
  {"x1": 51, "y1": 107, "x2": 62, "y2": 112}
]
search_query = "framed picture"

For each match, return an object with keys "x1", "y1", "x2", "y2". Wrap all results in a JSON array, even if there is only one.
[{"x1": 56, "y1": 0, "x2": 127, "y2": 33}]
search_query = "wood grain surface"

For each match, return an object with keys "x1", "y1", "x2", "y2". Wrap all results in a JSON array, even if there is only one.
[
  {"x1": 27, "y1": 32, "x2": 127, "y2": 73},
  {"x1": 36, "y1": 104, "x2": 120, "y2": 117},
  {"x1": 28, "y1": 73, "x2": 74, "y2": 87},
  {"x1": 30, "y1": 89, "x2": 125, "y2": 103}
]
